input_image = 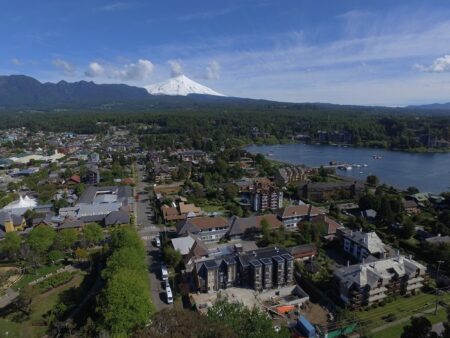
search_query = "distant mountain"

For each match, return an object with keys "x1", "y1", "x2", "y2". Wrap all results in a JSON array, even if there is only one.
[
  {"x1": 407, "y1": 102, "x2": 450, "y2": 110},
  {"x1": 145, "y1": 75, "x2": 225, "y2": 96},
  {"x1": 0, "y1": 75, "x2": 149, "y2": 106}
]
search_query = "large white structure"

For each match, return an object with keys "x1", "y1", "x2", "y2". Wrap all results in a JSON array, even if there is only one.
[{"x1": 1, "y1": 195, "x2": 37, "y2": 215}]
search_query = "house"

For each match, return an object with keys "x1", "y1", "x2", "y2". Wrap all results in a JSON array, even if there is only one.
[
  {"x1": 105, "y1": 209, "x2": 130, "y2": 226},
  {"x1": 277, "y1": 204, "x2": 323, "y2": 230},
  {"x1": 333, "y1": 256, "x2": 427, "y2": 308},
  {"x1": 425, "y1": 234, "x2": 450, "y2": 245},
  {"x1": 178, "y1": 150, "x2": 207, "y2": 163},
  {"x1": 287, "y1": 244, "x2": 317, "y2": 261},
  {"x1": 67, "y1": 175, "x2": 81, "y2": 185},
  {"x1": 307, "y1": 214, "x2": 343, "y2": 237},
  {"x1": 338, "y1": 228, "x2": 387, "y2": 262},
  {"x1": 251, "y1": 180, "x2": 283, "y2": 212},
  {"x1": 193, "y1": 246, "x2": 294, "y2": 293},
  {"x1": 299, "y1": 180, "x2": 365, "y2": 201},
  {"x1": 85, "y1": 164, "x2": 100, "y2": 185},
  {"x1": 0, "y1": 212, "x2": 26, "y2": 232},
  {"x1": 57, "y1": 219, "x2": 85, "y2": 231},
  {"x1": 228, "y1": 214, "x2": 282, "y2": 239},
  {"x1": 403, "y1": 199, "x2": 420, "y2": 214},
  {"x1": 275, "y1": 166, "x2": 308, "y2": 186},
  {"x1": 177, "y1": 216, "x2": 230, "y2": 242}
]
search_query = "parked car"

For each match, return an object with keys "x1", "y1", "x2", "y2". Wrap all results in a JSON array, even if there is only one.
[
  {"x1": 154, "y1": 236, "x2": 161, "y2": 248},
  {"x1": 161, "y1": 263, "x2": 168, "y2": 281},
  {"x1": 166, "y1": 285, "x2": 173, "y2": 304}
]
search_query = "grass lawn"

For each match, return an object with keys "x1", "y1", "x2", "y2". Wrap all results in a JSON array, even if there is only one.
[
  {"x1": 356, "y1": 291, "x2": 450, "y2": 331},
  {"x1": 12, "y1": 264, "x2": 64, "y2": 291},
  {"x1": 371, "y1": 307, "x2": 448, "y2": 338},
  {"x1": 1, "y1": 272, "x2": 85, "y2": 338},
  {"x1": 0, "y1": 318, "x2": 21, "y2": 338},
  {"x1": 202, "y1": 204, "x2": 226, "y2": 212}
]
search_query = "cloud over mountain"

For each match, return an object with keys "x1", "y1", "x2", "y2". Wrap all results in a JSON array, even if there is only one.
[{"x1": 84, "y1": 59, "x2": 154, "y2": 81}]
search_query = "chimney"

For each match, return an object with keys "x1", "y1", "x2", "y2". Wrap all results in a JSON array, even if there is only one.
[{"x1": 347, "y1": 260, "x2": 350, "y2": 267}]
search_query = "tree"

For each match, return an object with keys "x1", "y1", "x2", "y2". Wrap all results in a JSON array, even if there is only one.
[
  {"x1": 207, "y1": 298, "x2": 288, "y2": 338},
  {"x1": 75, "y1": 247, "x2": 88, "y2": 261},
  {"x1": 97, "y1": 269, "x2": 152, "y2": 335},
  {"x1": 401, "y1": 218, "x2": 415, "y2": 239},
  {"x1": 366, "y1": 175, "x2": 379, "y2": 187},
  {"x1": 135, "y1": 308, "x2": 236, "y2": 338},
  {"x1": 162, "y1": 246, "x2": 182, "y2": 268},
  {"x1": 102, "y1": 247, "x2": 146, "y2": 279},
  {"x1": 83, "y1": 223, "x2": 104, "y2": 246},
  {"x1": 224, "y1": 183, "x2": 239, "y2": 201},
  {"x1": 16, "y1": 285, "x2": 36, "y2": 315},
  {"x1": 0, "y1": 232, "x2": 22, "y2": 259},
  {"x1": 56, "y1": 229, "x2": 78, "y2": 251},
  {"x1": 401, "y1": 316, "x2": 434, "y2": 338},
  {"x1": 406, "y1": 186, "x2": 420, "y2": 195},
  {"x1": 442, "y1": 308, "x2": 450, "y2": 338},
  {"x1": 27, "y1": 225, "x2": 56, "y2": 255},
  {"x1": 48, "y1": 250, "x2": 64, "y2": 263}
]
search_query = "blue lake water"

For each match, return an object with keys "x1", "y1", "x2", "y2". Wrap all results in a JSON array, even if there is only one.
[{"x1": 245, "y1": 143, "x2": 450, "y2": 193}]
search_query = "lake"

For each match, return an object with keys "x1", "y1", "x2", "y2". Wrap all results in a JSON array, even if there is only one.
[{"x1": 245, "y1": 143, "x2": 450, "y2": 193}]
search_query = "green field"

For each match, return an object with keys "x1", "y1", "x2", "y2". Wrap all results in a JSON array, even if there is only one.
[
  {"x1": 12, "y1": 264, "x2": 64, "y2": 291},
  {"x1": 371, "y1": 307, "x2": 448, "y2": 338},
  {"x1": 1, "y1": 272, "x2": 84, "y2": 338},
  {"x1": 355, "y1": 291, "x2": 450, "y2": 331}
]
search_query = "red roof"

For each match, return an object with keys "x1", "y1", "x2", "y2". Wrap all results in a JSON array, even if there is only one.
[{"x1": 69, "y1": 175, "x2": 81, "y2": 183}]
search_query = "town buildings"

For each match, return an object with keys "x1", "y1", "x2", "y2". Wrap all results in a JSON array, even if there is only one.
[
  {"x1": 338, "y1": 229, "x2": 388, "y2": 262},
  {"x1": 333, "y1": 256, "x2": 427, "y2": 308},
  {"x1": 193, "y1": 246, "x2": 294, "y2": 292}
]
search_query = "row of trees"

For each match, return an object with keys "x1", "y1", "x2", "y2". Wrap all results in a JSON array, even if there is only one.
[
  {"x1": 135, "y1": 298, "x2": 289, "y2": 338},
  {"x1": 96, "y1": 226, "x2": 154, "y2": 335},
  {"x1": 0, "y1": 223, "x2": 104, "y2": 265}
]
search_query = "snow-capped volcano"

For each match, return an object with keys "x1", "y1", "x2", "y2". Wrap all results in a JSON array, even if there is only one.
[{"x1": 145, "y1": 74, "x2": 225, "y2": 96}]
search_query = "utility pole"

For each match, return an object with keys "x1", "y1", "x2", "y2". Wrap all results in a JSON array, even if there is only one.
[{"x1": 434, "y1": 260, "x2": 444, "y2": 315}]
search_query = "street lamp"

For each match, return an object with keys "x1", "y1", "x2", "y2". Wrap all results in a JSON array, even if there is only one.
[{"x1": 434, "y1": 260, "x2": 444, "y2": 315}]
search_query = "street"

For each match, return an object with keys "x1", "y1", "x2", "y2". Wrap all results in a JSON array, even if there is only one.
[{"x1": 135, "y1": 164, "x2": 172, "y2": 311}]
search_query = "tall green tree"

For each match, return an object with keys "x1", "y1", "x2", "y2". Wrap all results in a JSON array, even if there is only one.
[
  {"x1": 83, "y1": 223, "x2": 104, "y2": 246},
  {"x1": 401, "y1": 317, "x2": 434, "y2": 338},
  {"x1": 207, "y1": 299, "x2": 289, "y2": 338},
  {"x1": 27, "y1": 225, "x2": 56, "y2": 255},
  {"x1": 56, "y1": 228, "x2": 78, "y2": 250},
  {"x1": 97, "y1": 269, "x2": 152, "y2": 335},
  {"x1": 0, "y1": 232, "x2": 22, "y2": 259}
]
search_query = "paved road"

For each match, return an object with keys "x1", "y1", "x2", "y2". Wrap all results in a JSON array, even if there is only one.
[
  {"x1": 0, "y1": 288, "x2": 19, "y2": 309},
  {"x1": 135, "y1": 164, "x2": 172, "y2": 311}
]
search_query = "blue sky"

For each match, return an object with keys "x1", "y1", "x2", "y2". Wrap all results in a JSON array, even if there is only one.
[{"x1": 2, "y1": 0, "x2": 450, "y2": 106}]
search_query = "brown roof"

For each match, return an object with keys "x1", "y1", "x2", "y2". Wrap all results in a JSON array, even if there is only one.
[
  {"x1": 162, "y1": 205, "x2": 185, "y2": 222},
  {"x1": 228, "y1": 214, "x2": 282, "y2": 236},
  {"x1": 187, "y1": 216, "x2": 229, "y2": 230},
  {"x1": 279, "y1": 204, "x2": 322, "y2": 218},
  {"x1": 311, "y1": 214, "x2": 342, "y2": 234},
  {"x1": 179, "y1": 202, "x2": 201, "y2": 215},
  {"x1": 69, "y1": 175, "x2": 81, "y2": 184}
]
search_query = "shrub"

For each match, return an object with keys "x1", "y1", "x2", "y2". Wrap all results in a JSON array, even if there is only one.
[{"x1": 34, "y1": 271, "x2": 74, "y2": 293}]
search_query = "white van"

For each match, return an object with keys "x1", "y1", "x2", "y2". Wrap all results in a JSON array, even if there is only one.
[
  {"x1": 161, "y1": 263, "x2": 168, "y2": 281},
  {"x1": 154, "y1": 236, "x2": 161, "y2": 248},
  {"x1": 166, "y1": 286, "x2": 173, "y2": 304}
]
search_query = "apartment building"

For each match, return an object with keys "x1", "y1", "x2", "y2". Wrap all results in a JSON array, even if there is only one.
[
  {"x1": 193, "y1": 247, "x2": 294, "y2": 293},
  {"x1": 333, "y1": 256, "x2": 427, "y2": 309},
  {"x1": 338, "y1": 228, "x2": 387, "y2": 262}
]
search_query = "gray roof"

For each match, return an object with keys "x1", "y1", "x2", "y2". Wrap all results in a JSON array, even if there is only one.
[
  {"x1": 59, "y1": 219, "x2": 85, "y2": 230},
  {"x1": 77, "y1": 186, "x2": 132, "y2": 204},
  {"x1": 334, "y1": 256, "x2": 426, "y2": 289},
  {"x1": 341, "y1": 229, "x2": 386, "y2": 254},
  {"x1": 171, "y1": 236, "x2": 195, "y2": 255},
  {"x1": 105, "y1": 210, "x2": 130, "y2": 226}
]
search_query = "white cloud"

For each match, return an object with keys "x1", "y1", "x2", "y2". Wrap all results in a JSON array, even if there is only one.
[
  {"x1": 205, "y1": 60, "x2": 221, "y2": 80},
  {"x1": 85, "y1": 62, "x2": 105, "y2": 77},
  {"x1": 116, "y1": 59, "x2": 154, "y2": 81},
  {"x1": 11, "y1": 58, "x2": 22, "y2": 66},
  {"x1": 52, "y1": 58, "x2": 75, "y2": 75},
  {"x1": 415, "y1": 55, "x2": 450, "y2": 72},
  {"x1": 84, "y1": 59, "x2": 154, "y2": 81},
  {"x1": 168, "y1": 60, "x2": 183, "y2": 77}
]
